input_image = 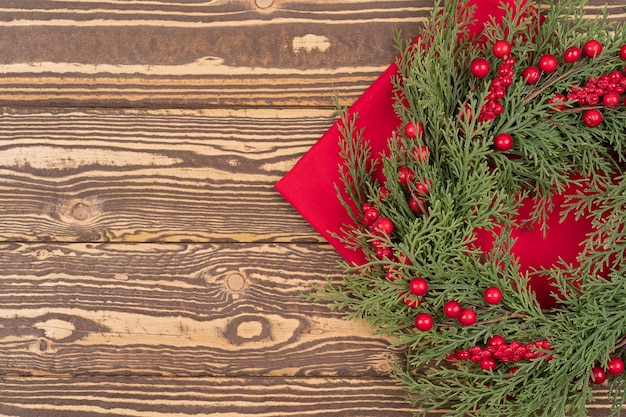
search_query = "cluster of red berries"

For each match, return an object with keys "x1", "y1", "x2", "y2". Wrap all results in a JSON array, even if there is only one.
[
  {"x1": 567, "y1": 70, "x2": 626, "y2": 107},
  {"x1": 447, "y1": 336, "x2": 553, "y2": 371},
  {"x1": 413, "y1": 286, "x2": 504, "y2": 332},
  {"x1": 590, "y1": 357, "x2": 625, "y2": 384},
  {"x1": 361, "y1": 203, "x2": 396, "y2": 261},
  {"x1": 470, "y1": 40, "x2": 515, "y2": 125},
  {"x1": 469, "y1": 40, "x2": 517, "y2": 151},
  {"x1": 360, "y1": 120, "x2": 432, "y2": 262},
  {"x1": 523, "y1": 40, "x2": 626, "y2": 128},
  {"x1": 400, "y1": 121, "x2": 431, "y2": 215}
]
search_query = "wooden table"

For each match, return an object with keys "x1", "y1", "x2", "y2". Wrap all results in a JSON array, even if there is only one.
[{"x1": 0, "y1": 1, "x2": 622, "y2": 415}]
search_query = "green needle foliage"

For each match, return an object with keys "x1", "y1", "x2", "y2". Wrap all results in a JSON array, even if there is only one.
[{"x1": 307, "y1": 0, "x2": 626, "y2": 415}]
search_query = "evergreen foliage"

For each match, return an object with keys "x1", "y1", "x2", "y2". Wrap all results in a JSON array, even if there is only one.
[{"x1": 309, "y1": 0, "x2": 626, "y2": 415}]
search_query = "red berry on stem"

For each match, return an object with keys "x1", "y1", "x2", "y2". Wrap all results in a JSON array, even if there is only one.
[
  {"x1": 412, "y1": 145, "x2": 430, "y2": 162},
  {"x1": 443, "y1": 300, "x2": 463, "y2": 318},
  {"x1": 471, "y1": 58, "x2": 490, "y2": 78},
  {"x1": 459, "y1": 308, "x2": 477, "y2": 326},
  {"x1": 480, "y1": 357, "x2": 498, "y2": 371},
  {"x1": 522, "y1": 66, "x2": 541, "y2": 84},
  {"x1": 607, "y1": 358, "x2": 625, "y2": 375},
  {"x1": 591, "y1": 366, "x2": 607, "y2": 384},
  {"x1": 363, "y1": 206, "x2": 380, "y2": 225},
  {"x1": 415, "y1": 180, "x2": 431, "y2": 195},
  {"x1": 602, "y1": 92, "x2": 621, "y2": 107},
  {"x1": 494, "y1": 133, "x2": 513, "y2": 151},
  {"x1": 564, "y1": 46, "x2": 582, "y2": 63},
  {"x1": 484, "y1": 286, "x2": 503, "y2": 304},
  {"x1": 409, "y1": 277, "x2": 429, "y2": 296},
  {"x1": 583, "y1": 40, "x2": 603, "y2": 58},
  {"x1": 538, "y1": 54, "x2": 558, "y2": 73},
  {"x1": 404, "y1": 295, "x2": 420, "y2": 308},
  {"x1": 405, "y1": 121, "x2": 423, "y2": 139},
  {"x1": 373, "y1": 217, "x2": 394, "y2": 235},
  {"x1": 398, "y1": 166, "x2": 415, "y2": 185},
  {"x1": 621, "y1": 45, "x2": 626, "y2": 60},
  {"x1": 548, "y1": 93, "x2": 567, "y2": 111},
  {"x1": 488, "y1": 335, "x2": 506, "y2": 347},
  {"x1": 583, "y1": 109, "x2": 603, "y2": 127},
  {"x1": 415, "y1": 313, "x2": 434, "y2": 331},
  {"x1": 493, "y1": 40, "x2": 512, "y2": 58},
  {"x1": 408, "y1": 196, "x2": 424, "y2": 213}
]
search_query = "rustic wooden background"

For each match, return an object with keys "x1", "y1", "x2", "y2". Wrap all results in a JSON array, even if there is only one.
[{"x1": 0, "y1": 0, "x2": 624, "y2": 416}]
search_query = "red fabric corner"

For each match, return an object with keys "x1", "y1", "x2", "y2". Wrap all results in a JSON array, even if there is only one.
[
  {"x1": 275, "y1": 0, "x2": 591, "y2": 308},
  {"x1": 275, "y1": 0, "x2": 520, "y2": 265}
]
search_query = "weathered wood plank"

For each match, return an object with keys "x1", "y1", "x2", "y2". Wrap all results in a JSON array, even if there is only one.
[
  {"x1": 0, "y1": 376, "x2": 621, "y2": 417},
  {"x1": 0, "y1": 0, "x2": 428, "y2": 108},
  {"x1": 0, "y1": 107, "x2": 330, "y2": 243},
  {"x1": 0, "y1": 242, "x2": 403, "y2": 377},
  {"x1": 0, "y1": 376, "x2": 418, "y2": 417},
  {"x1": 0, "y1": 1, "x2": 619, "y2": 108}
]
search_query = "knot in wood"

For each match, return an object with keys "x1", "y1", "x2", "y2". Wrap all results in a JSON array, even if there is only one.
[
  {"x1": 71, "y1": 202, "x2": 91, "y2": 221},
  {"x1": 35, "y1": 338, "x2": 53, "y2": 354},
  {"x1": 255, "y1": 0, "x2": 273, "y2": 9},
  {"x1": 225, "y1": 272, "x2": 247, "y2": 292}
]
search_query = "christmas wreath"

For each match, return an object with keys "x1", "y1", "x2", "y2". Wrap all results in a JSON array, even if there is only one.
[{"x1": 304, "y1": 0, "x2": 626, "y2": 415}]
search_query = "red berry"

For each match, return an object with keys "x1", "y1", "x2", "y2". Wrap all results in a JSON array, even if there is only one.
[
  {"x1": 386, "y1": 267, "x2": 399, "y2": 281},
  {"x1": 493, "y1": 40, "x2": 512, "y2": 58},
  {"x1": 372, "y1": 217, "x2": 394, "y2": 235},
  {"x1": 484, "y1": 286, "x2": 503, "y2": 304},
  {"x1": 621, "y1": 45, "x2": 626, "y2": 60},
  {"x1": 607, "y1": 358, "x2": 625, "y2": 375},
  {"x1": 398, "y1": 166, "x2": 415, "y2": 185},
  {"x1": 522, "y1": 66, "x2": 540, "y2": 84},
  {"x1": 591, "y1": 366, "x2": 607, "y2": 384},
  {"x1": 414, "y1": 313, "x2": 434, "y2": 331},
  {"x1": 488, "y1": 335, "x2": 506, "y2": 347},
  {"x1": 397, "y1": 252, "x2": 412, "y2": 265},
  {"x1": 459, "y1": 308, "x2": 477, "y2": 326},
  {"x1": 443, "y1": 300, "x2": 463, "y2": 318},
  {"x1": 405, "y1": 121, "x2": 423, "y2": 139},
  {"x1": 409, "y1": 277, "x2": 429, "y2": 296},
  {"x1": 583, "y1": 40, "x2": 603, "y2": 58},
  {"x1": 602, "y1": 92, "x2": 621, "y2": 107},
  {"x1": 548, "y1": 93, "x2": 567, "y2": 111},
  {"x1": 408, "y1": 196, "x2": 424, "y2": 213},
  {"x1": 412, "y1": 145, "x2": 430, "y2": 162},
  {"x1": 494, "y1": 133, "x2": 513, "y2": 151},
  {"x1": 458, "y1": 104, "x2": 473, "y2": 122},
  {"x1": 471, "y1": 58, "x2": 490, "y2": 78},
  {"x1": 582, "y1": 109, "x2": 603, "y2": 127},
  {"x1": 480, "y1": 357, "x2": 498, "y2": 371},
  {"x1": 405, "y1": 298, "x2": 420, "y2": 308},
  {"x1": 538, "y1": 54, "x2": 558, "y2": 73},
  {"x1": 363, "y1": 206, "x2": 380, "y2": 225},
  {"x1": 415, "y1": 180, "x2": 431, "y2": 195},
  {"x1": 564, "y1": 46, "x2": 582, "y2": 63},
  {"x1": 376, "y1": 246, "x2": 393, "y2": 260}
]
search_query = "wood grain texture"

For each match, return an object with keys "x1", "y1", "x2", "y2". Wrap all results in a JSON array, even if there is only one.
[
  {"x1": 0, "y1": 0, "x2": 620, "y2": 108},
  {"x1": 0, "y1": 107, "x2": 328, "y2": 243},
  {"x1": 0, "y1": 376, "x2": 418, "y2": 417},
  {"x1": 0, "y1": 0, "x2": 428, "y2": 108},
  {"x1": 0, "y1": 377, "x2": 620, "y2": 417},
  {"x1": 0, "y1": 242, "x2": 402, "y2": 377}
]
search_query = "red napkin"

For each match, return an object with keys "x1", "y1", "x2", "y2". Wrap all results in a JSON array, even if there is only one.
[{"x1": 275, "y1": 0, "x2": 592, "y2": 308}]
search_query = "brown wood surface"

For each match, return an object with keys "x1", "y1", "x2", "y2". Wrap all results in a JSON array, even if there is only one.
[{"x1": 0, "y1": 0, "x2": 623, "y2": 416}]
